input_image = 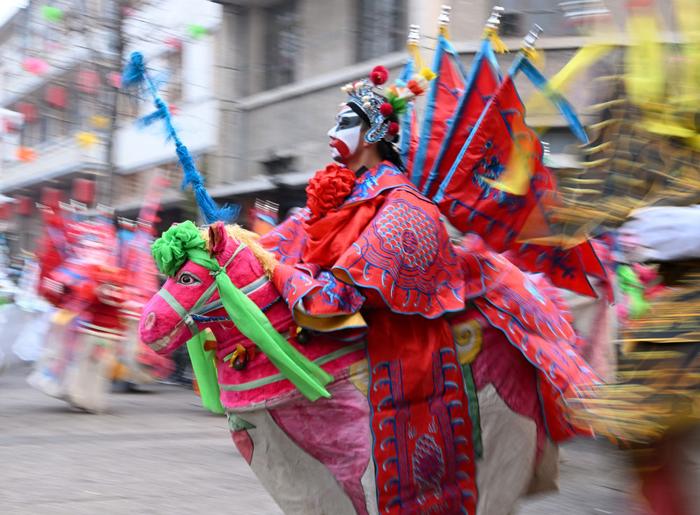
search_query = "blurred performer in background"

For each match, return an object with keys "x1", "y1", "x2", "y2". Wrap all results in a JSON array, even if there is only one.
[
  {"x1": 28, "y1": 177, "x2": 172, "y2": 411},
  {"x1": 560, "y1": 1, "x2": 700, "y2": 512}
]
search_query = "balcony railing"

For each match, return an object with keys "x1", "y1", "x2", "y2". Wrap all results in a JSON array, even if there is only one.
[{"x1": 0, "y1": 135, "x2": 107, "y2": 193}]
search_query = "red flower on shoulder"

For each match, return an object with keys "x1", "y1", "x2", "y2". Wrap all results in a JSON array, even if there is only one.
[{"x1": 305, "y1": 163, "x2": 356, "y2": 222}]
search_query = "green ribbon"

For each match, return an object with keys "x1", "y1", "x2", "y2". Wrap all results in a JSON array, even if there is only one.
[
  {"x1": 186, "y1": 331, "x2": 225, "y2": 414},
  {"x1": 617, "y1": 264, "x2": 650, "y2": 319},
  {"x1": 152, "y1": 221, "x2": 332, "y2": 401}
]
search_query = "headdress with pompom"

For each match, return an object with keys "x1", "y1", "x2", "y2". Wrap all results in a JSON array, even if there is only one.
[{"x1": 341, "y1": 63, "x2": 434, "y2": 144}]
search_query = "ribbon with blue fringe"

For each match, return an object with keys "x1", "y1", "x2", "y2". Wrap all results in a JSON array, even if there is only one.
[{"x1": 121, "y1": 52, "x2": 239, "y2": 224}]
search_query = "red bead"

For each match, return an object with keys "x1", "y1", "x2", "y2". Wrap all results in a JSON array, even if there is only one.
[
  {"x1": 370, "y1": 65, "x2": 389, "y2": 86},
  {"x1": 379, "y1": 102, "x2": 394, "y2": 117}
]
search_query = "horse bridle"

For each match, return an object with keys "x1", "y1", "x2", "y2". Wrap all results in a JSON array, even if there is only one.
[{"x1": 155, "y1": 242, "x2": 267, "y2": 337}]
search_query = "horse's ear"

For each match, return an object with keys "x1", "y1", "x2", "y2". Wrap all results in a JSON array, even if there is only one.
[{"x1": 208, "y1": 222, "x2": 227, "y2": 256}]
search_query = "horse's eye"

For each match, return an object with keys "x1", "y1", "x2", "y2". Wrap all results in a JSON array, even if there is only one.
[{"x1": 177, "y1": 272, "x2": 200, "y2": 285}]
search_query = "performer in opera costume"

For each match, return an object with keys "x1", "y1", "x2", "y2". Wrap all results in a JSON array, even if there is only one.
[
  {"x1": 136, "y1": 9, "x2": 608, "y2": 514},
  {"x1": 267, "y1": 73, "x2": 484, "y2": 512}
]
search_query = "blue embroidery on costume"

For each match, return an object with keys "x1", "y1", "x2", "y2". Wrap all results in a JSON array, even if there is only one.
[
  {"x1": 317, "y1": 271, "x2": 360, "y2": 312},
  {"x1": 345, "y1": 163, "x2": 412, "y2": 205},
  {"x1": 262, "y1": 209, "x2": 310, "y2": 264}
]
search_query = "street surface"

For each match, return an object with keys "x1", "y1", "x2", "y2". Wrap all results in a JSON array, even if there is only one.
[{"x1": 1, "y1": 363, "x2": 642, "y2": 514}]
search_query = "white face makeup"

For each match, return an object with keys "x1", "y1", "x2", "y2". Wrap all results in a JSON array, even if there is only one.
[{"x1": 327, "y1": 106, "x2": 363, "y2": 163}]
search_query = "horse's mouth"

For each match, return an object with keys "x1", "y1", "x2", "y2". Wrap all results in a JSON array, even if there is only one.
[{"x1": 147, "y1": 320, "x2": 187, "y2": 352}]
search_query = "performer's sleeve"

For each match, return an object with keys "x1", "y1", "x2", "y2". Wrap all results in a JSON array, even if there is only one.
[
  {"x1": 260, "y1": 208, "x2": 310, "y2": 265},
  {"x1": 272, "y1": 262, "x2": 367, "y2": 332}
]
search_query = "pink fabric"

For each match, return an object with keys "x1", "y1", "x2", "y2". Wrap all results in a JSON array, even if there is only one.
[
  {"x1": 269, "y1": 380, "x2": 371, "y2": 515},
  {"x1": 231, "y1": 430, "x2": 254, "y2": 465},
  {"x1": 467, "y1": 310, "x2": 547, "y2": 456}
]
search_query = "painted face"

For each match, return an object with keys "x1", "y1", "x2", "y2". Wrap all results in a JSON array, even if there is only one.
[{"x1": 327, "y1": 106, "x2": 362, "y2": 163}]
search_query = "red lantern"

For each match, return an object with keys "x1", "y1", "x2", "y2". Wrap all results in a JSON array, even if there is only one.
[
  {"x1": 16, "y1": 103, "x2": 37, "y2": 124},
  {"x1": 15, "y1": 196, "x2": 33, "y2": 216},
  {"x1": 77, "y1": 69, "x2": 100, "y2": 94},
  {"x1": 72, "y1": 178, "x2": 96, "y2": 205},
  {"x1": 0, "y1": 203, "x2": 13, "y2": 221},
  {"x1": 41, "y1": 187, "x2": 63, "y2": 209},
  {"x1": 108, "y1": 71, "x2": 122, "y2": 89},
  {"x1": 165, "y1": 37, "x2": 183, "y2": 51},
  {"x1": 22, "y1": 57, "x2": 48, "y2": 75},
  {"x1": 45, "y1": 85, "x2": 67, "y2": 109}
]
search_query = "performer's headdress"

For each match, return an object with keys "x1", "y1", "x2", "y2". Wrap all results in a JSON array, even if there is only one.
[{"x1": 340, "y1": 57, "x2": 434, "y2": 144}]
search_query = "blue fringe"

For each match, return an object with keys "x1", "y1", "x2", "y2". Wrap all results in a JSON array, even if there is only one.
[
  {"x1": 121, "y1": 51, "x2": 239, "y2": 224},
  {"x1": 137, "y1": 108, "x2": 167, "y2": 128}
]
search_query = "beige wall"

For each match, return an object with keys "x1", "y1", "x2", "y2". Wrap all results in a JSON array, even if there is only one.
[{"x1": 211, "y1": 0, "x2": 608, "y2": 189}]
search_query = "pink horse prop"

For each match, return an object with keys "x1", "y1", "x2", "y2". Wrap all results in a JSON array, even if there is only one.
[{"x1": 139, "y1": 220, "x2": 597, "y2": 515}]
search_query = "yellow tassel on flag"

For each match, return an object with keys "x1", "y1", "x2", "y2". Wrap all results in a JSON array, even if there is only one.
[
  {"x1": 522, "y1": 46, "x2": 545, "y2": 69},
  {"x1": 483, "y1": 27, "x2": 508, "y2": 54}
]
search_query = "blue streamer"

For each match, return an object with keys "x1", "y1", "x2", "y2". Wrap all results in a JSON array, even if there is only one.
[
  {"x1": 120, "y1": 52, "x2": 239, "y2": 224},
  {"x1": 137, "y1": 108, "x2": 167, "y2": 129},
  {"x1": 518, "y1": 58, "x2": 589, "y2": 144}
]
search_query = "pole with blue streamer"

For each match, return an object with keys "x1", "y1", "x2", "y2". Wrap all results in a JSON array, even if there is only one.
[
  {"x1": 434, "y1": 25, "x2": 589, "y2": 203},
  {"x1": 121, "y1": 52, "x2": 239, "y2": 224}
]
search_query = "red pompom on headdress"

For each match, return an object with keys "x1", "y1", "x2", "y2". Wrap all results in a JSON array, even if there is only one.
[
  {"x1": 369, "y1": 65, "x2": 389, "y2": 86},
  {"x1": 387, "y1": 122, "x2": 400, "y2": 136},
  {"x1": 379, "y1": 102, "x2": 394, "y2": 118}
]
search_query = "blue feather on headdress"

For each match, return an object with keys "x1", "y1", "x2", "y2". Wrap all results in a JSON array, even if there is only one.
[{"x1": 121, "y1": 52, "x2": 239, "y2": 224}]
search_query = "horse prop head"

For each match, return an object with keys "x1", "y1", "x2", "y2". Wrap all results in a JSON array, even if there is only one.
[{"x1": 138, "y1": 221, "x2": 279, "y2": 355}]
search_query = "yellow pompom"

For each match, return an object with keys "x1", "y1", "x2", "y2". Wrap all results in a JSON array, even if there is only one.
[{"x1": 419, "y1": 67, "x2": 436, "y2": 82}]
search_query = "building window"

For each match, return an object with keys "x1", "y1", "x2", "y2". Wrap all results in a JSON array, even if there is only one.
[
  {"x1": 165, "y1": 49, "x2": 183, "y2": 104},
  {"x1": 262, "y1": 155, "x2": 296, "y2": 176},
  {"x1": 496, "y1": 1, "x2": 578, "y2": 38},
  {"x1": 265, "y1": 0, "x2": 300, "y2": 89},
  {"x1": 117, "y1": 90, "x2": 140, "y2": 123},
  {"x1": 356, "y1": 0, "x2": 406, "y2": 62}
]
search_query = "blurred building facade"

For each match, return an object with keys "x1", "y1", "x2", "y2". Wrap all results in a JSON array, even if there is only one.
[
  {"x1": 0, "y1": 0, "x2": 220, "y2": 255},
  {"x1": 206, "y1": 0, "x2": 621, "y2": 217},
  {"x1": 0, "y1": 0, "x2": 685, "y2": 256}
]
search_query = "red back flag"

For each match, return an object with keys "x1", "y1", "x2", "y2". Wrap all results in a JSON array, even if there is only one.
[
  {"x1": 410, "y1": 36, "x2": 466, "y2": 190},
  {"x1": 423, "y1": 39, "x2": 501, "y2": 198}
]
